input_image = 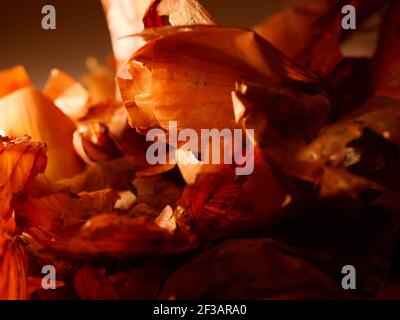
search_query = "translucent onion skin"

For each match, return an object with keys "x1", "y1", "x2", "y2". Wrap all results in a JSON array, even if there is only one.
[
  {"x1": 118, "y1": 26, "x2": 333, "y2": 137},
  {"x1": 0, "y1": 231, "x2": 27, "y2": 300},
  {"x1": 0, "y1": 87, "x2": 83, "y2": 182},
  {"x1": 0, "y1": 136, "x2": 47, "y2": 221},
  {"x1": 101, "y1": 0, "x2": 152, "y2": 70},
  {"x1": 0, "y1": 66, "x2": 30, "y2": 99}
]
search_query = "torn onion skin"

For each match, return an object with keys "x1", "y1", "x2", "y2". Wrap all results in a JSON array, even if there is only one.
[
  {"x1": 0, "y1": 136, "x2": 47, "y2": 221},
  {"x1": 118, "y1": 26, "x2": 333, "y2": 136},
  {"x1": 0, "y1": 0, "x2": 400, "y2": 301},
  {"x1": 0, "y1": 226, "x2": 27, "y2": 300}
]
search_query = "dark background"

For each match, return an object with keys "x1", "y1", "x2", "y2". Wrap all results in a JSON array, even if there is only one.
[{"x1": 0, "y1": 0, "x2": 292, "y2": 86}]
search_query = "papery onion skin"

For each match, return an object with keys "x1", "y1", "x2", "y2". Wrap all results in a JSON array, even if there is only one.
[
  {"x1": 0, "y1": 226, "x2": 28, "y2": 300},
  {"x1": 0, "y1": 65, "x2": 30, "y2": 99},
  {"x1": 118, "y1": 26, "x2": 333, "y2": 135},
  {"x1": 0, "y1": 87, "x2": 83, "y2": 182},
  {"x1": 0, "y1": 136, "x2": 47, "y2": 221}
]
